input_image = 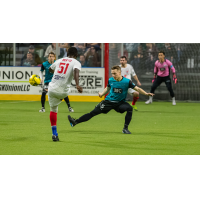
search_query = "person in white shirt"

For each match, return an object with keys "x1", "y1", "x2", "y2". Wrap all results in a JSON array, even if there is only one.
[
  {"x1": 119, "y1": 56, "x2": 141, "y2": 111},
  {"x1": 48, "y1": 47, "x2": 83, "y2": 141}
]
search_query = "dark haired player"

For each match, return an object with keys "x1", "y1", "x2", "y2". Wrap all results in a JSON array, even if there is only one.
[
  {"x1": 68, "y1": 65, "x2": 154, "y2": 134},
  {"x1": 48, "y1": 47, "x2": 83, "y2": 141},
  {"x1": 145, "y1": 50, "x2": 177, "y2": 105},
  {"x1": 39, "y1": 52, "x2": 74, "y2": 113}
]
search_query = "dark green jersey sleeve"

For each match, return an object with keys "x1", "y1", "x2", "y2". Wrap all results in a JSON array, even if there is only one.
[
  {"x1": 107, "y1": 79, "x2": 111, "y2": 88},
  {"x1": 129, "y1": 80, "x2": 136, "y2": 89},
  {"x1": 40, "y1": 64, "x2": 45, "y2": 72}
]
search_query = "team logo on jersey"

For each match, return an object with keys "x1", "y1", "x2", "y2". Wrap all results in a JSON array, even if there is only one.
[
  {"x1": 113, "y1": 88, "x2": 123, "y2": 93},
  {"x1": 164, "y1": 64, "x2": 167, "y2": 67},
  {"x1": 160, "y1": 67, "x2": 165, "y2": 71}
]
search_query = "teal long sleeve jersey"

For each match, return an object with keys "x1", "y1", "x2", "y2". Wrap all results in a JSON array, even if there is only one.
[{"x1": 105, "y1": 76, "x2": 136, "y2": 102}]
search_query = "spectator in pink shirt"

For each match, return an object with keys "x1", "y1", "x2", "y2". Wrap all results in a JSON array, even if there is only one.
[{"x1": 145, "y1": 50, "x2": 177, "y2": 105}]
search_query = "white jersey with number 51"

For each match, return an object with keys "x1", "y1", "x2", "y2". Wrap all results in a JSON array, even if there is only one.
[{"x1": 49, "y1": 57, "x2": 81, "y2": 93}]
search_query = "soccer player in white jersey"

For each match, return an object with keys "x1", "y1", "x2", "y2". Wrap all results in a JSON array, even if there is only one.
[
  {"x1": 119, "y1": 56, "x2": 141, "y2": 111},
  {"x1": 48, "y1": 47, "x2": 83, "y2": 141}
]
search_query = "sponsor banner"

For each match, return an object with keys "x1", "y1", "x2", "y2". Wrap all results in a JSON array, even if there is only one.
[
  {"x1": 0, "y1": 67, "x2": 42, "y2": 94},
  {"x1": 0, "y1": 82, "x2": 43, "y2": 94},
  {"x1": 0, "y1": 67, "x2": 105, "y2": 97},
  {"x1": 69, "y1": 68, "x2": 104, "y2": 96},
  {"x1": 0, "y1": 67, "x2": 40, "y2": 81}
]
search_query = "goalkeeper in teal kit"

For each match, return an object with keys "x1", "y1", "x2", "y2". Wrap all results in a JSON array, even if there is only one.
[
  {"x1": 39, "y1": 52, "x2": 74, "y2": 113},
  {"x1": 68, "y1": 65, "x2": 154, "y2": 134}
]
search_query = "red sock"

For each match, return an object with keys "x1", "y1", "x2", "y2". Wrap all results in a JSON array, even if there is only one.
[
  {"x1": 132, "y1": 96, "x2": 139, "y2": 105},
  {"x1": 50, "y1": 111, "x2": 57, "y2": 126}
]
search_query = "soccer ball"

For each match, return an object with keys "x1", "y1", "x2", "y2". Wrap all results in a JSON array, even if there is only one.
[{"x1": 29, "y1": 74, "x2": 41, "y2": 86}]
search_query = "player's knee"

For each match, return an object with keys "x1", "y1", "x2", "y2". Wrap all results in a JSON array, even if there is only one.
[
  {"x1": 128, "y1": 106, "x2": 133, "y2": 112},
  {"x1": 133, "y1": 92, "x2": 139, "y2": 97},
  {"x1": 50, "y1": 106, "x2": 58, "y2": 113}
]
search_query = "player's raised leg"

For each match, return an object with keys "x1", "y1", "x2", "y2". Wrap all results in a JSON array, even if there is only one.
[
  {"x1": 68, "y1": 102, "x2": 103, "y2": 127},
  {"x1": 132, "y1": 92, "x2": 139, "y2": 111},
  {"x1": 64, "y1": 96, "x2": 74, "y2": 112},
  {"x1": 128, "y1": 88, "x2": 139, "y2": 111}
]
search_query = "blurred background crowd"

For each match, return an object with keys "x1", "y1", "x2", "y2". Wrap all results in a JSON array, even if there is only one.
[
  {"x1": 0, "y1": 43, "x2": 102, "y2": 67},
  {"x1": 1, "y1": 43, "x2": 200, "y2": 71}
]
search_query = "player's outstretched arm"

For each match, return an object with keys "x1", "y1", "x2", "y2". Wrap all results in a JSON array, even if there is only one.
[
  {"x1": 74, "y1": 68, "x2": 83, "y2": 93},
  {"x1": 133, "y1": 75, "x2": 141, "y2": 86},
  {"x1": 134, "y1": 86, "x2": 154, "y2": 96},
  {"x1": 98, "y1": 87, "x2": 110, "y2": 98}
]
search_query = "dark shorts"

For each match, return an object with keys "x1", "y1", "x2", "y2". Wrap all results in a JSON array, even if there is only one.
[{"x1": 94, "y1": 100, "x2": 132, "y2": 114}]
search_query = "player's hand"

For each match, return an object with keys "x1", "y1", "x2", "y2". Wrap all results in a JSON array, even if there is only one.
[
  {"x1": 137, "y1": 81, "x2": 141, "y2": 86},
  {"x1": 152, "y1": 78, "x2": 156, "y2": 83},
  {"x1": 40, "y1": 79, "x2": 43, "y2": 84},
  {"x1": 173, "y1": 74, "x2": 177, "y2": 84},
  {"x1": 98, "y1": 92, "x2": 103, "y2": 98},
  {"x1": 76, "y1": 85, "x2": 83, "y2": 93},
  {"x1": 146, "y1": 93, "x2": 154, "y2": 96}
]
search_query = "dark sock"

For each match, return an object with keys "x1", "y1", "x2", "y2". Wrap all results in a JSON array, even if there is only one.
[
  {"x1": 76, "y1": 113, "x2": 93, "y2": 124},
  {"x1": 41, "y1": 92, "x2": 46, "y2": 108},
  {"x1": 124, "y1": 110, "x2": 133, "y2": 129},
  {"x1": 64, "y1": 96, "x2": 71, "y2": 108}
]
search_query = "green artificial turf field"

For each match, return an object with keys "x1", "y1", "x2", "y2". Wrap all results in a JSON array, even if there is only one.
[{"x1": 0, "y1": 100, "x2": 200, "y2": 155}]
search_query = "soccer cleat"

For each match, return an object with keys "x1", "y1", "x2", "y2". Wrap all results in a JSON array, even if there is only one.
[
  {"x1": 145, "y1": 96, "x2": 153, "y2": 104},
  {"x1": 68, "y1": 107, "x2": 74, "y2": 113},
  {"x1": 68, "y1": 115, "x2": 77, "y2": 127},
  {"x1": 52, "y1": 135, "x2": 59, "y2": 142},
  {"x1": 122, "y1": 128, "x2": 131, "y2": 134},
  {"x1": 132, "y1": 105, "x2": 138, "y2": 111},
  {"x1": 172, "y1": 97, "x2": 176, "y2": 105},
  {"x1": 39, "y1": 107, "x2": 45, "y2": 112}
]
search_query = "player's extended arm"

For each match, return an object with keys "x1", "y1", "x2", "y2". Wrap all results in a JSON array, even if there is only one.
[
  {"x1": 74, "y1": 68, "x2": 83, "y2": 93},
  {"x1": 152, "y1": 62, "x2": 158, "y2": 83},
  {"x1": 98, "y1": 87, "x2": 111, "y2": 98},
  {"x1": 39, "y1": 71, "x2": 44, "y2": 84},
  {"x1": 134, "y1": 86, "x2": 154, "y2": 96},
  {"x1": 133, "y1": 75, "x2": 141, "y2": 86},
  {"x1": 170, "y1": 65, "x2": 177, "y2": 84}
]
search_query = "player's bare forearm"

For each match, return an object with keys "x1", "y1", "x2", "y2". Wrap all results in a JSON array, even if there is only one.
[
  {"x1": 74, "y1": 68, "x2": 80, "y2": 86},
  {"x1": 99, "y1": 87, "x2": 110, "y2": 98},
  {"x1": 74, "y1": 68, "x2": 83, "y2": 93},
  {"x1": 133, "y1": 75, "x2": 139, "y2": 82},
  {"x1": 133, "y1": 75, "x2": 141, "y2": 86},
  {"x1": 134, "y1": 86, "x2": 154, "y2": 96}
]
